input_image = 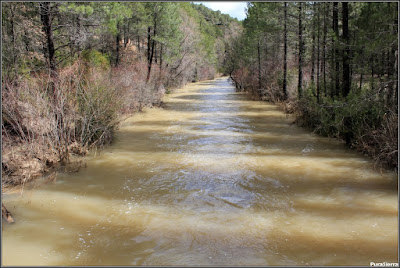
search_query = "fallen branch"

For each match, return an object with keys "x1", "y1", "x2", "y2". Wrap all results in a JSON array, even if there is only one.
[{"x1": 2, "y1": 203, "x2": 15, "y2": 224}]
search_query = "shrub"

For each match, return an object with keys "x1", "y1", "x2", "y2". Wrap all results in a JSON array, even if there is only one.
[
  {"x1": 1, "y1": 62, "x2": 122, "y2": 186},
  {"x1": 294, "y1": 86, "x2": 397, "y2": 171},
  {"x1": 81, "y1": 49, "x2": 110, "y2": 70},
  {"x1": 75, "y1": 70, "x2": 121, "y2": 147}
]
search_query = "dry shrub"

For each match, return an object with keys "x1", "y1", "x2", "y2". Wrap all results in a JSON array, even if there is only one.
[
  {"x1": 231, "y1": 67, "x2": 248, "y2": 91},
  {"x1": 231, "y1": 63, "x2": 288, "y2": 103},
  {"x1": 198, "y1": 65, "x2": 216, "y2": 81},
  {"x1": 2, "y1": 50, "x2": 200, "y2": 187},
  {"x1": 2, "y1": 76, "x2": 59, "y2": 186},
  {"x1": 74, "y1": 67, "x2": 122, "y2": 147},
  {"x1": 276, "y1": 97, "x2": 297, "y2": 114},
  {"x1": 357, "y1": 110, "x2": 398, "y2": 171},
  {"x1": 112, "y1": 61, "x2": 166, "y2": 113},
  {"x1": 2, "y1": 55, "x2": 173, "y2": 186},
  {"x1": 2, "y1": 60, "x2": 123, "y2": 186}
]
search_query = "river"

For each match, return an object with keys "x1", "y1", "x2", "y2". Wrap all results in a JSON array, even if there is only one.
[{"x1": 2, "y1": 77, "x2": 398, "y2": 266}]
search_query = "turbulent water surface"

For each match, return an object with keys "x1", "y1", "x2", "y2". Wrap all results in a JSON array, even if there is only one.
[{"x1": 2, "y1": 77, "x2": 398, "y2": 266}]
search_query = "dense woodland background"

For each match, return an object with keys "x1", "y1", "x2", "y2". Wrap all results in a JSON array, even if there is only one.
[{"x1": 1, "y1": 2, "x2": 398, "y2": 187}]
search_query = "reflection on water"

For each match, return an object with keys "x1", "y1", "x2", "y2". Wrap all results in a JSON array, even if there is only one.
[{"x1": 2, "y1": 77, "x2": 398, "y2": 266}]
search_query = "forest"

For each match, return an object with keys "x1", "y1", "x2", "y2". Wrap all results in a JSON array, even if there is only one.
[
  {"x1": 226, "y1": 2, "x2": 398, "y2": 171},
  {"x1": 1, "y1": 2, "x2": 398, "y2": 189}
]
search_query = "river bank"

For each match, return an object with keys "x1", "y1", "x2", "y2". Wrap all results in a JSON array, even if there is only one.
[
  {"x1": 1, "y1": 63, "x2": 158, "y2": 190},
  {"x1": 2, "y1": 74, "x2": 396, "y2": 196},
  {"x1": 230, "y1": 74, "x2": 398, "y2": 174}
]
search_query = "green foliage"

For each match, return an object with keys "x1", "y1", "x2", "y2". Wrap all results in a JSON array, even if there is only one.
[
  {"x1": 101, "y1": 2, "x2": 133, "y2": 35},
  {"x1": 2, "y1": 1, "x2": 240, "y2": 81},
  {"x1": 296, "y1": 86, "x2": 397, "y2": 170},
  {"x1": 190, "y1": 3, "x2": 241, "y2": 72},
  {"x1": 59, "y1": 3, "x2": 94, "y2": 16},
  {"x1": 297, "y1": 85, "x2": 386, "y2": 142},
  {"x1": 81, "y1": 49, "x2": 110, "y2": 70},
  {"x1": 151, "y1": 3, "x2": 183, "y2": 65}
]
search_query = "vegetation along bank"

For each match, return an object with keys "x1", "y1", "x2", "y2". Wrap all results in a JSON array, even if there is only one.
[{"x1": 1, "y1": 2, "x2": 398, "y2": 195}]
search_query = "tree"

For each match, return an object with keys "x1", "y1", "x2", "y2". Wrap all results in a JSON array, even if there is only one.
[
  {"x1": 316, "y1": 2, "x2": 321, "y2": 102},
  {"x1": 2, "y1": 2, "x2": 45, "y2": 79},
  {"x1": 297, "y1": 2, "x2": 304, "y2": 99},
  {"x1": 311, "y1": 2, "x2": 316, "y2": 85},
  {"x1": 342, "y1": 2, "x2": 350, "y2": 98},
  {"x1": 39, "y1": 2, "x2": 57, "y2": 75},
  {"x1": 283, "y1": 2, "x2": 288, "y2": 100},
  {"x1": 143, "y1": 3, "x2": 182, "y2": 82},
  {"x1": 332, "y1": 2, "x2": 340, "y2": 98},
  {"x1": 100, "y1": 2, "x2": 132, "y2": 66}
]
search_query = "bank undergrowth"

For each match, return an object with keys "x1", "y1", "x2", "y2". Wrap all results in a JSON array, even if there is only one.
[
  {"x1": 230, "y1": 71, "x2": 398, "y2": 173},
  {"x1": 293, "y1": 87, "x2": 398, "y2": 172},
  {"x1": 2, "y1": 55, "x2": 173, "y2": 187}
]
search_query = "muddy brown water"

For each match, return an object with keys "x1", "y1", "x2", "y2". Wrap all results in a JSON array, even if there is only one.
[{"x1": 2, "y1": 77, "x2": 398, "y2": 266}]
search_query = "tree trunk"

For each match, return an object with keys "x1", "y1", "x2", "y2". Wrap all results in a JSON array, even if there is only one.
[
  {"x1": 283, "y1": 2, "x2": 288, "y2": 100},
  {"x1": 317, "y1": 3, "x2": 321, "y2": 102},
  {"x1": 76, "y1": 15, "x2": 81, "y2": 53},
  {"x1": 311, "y1": 3, "x2": 316, "y2": 84},
  {"x1": 264, "y1": 43, "x2": 268, "y2": 86},
  {"x1": 147, "y1": 26, "x2": 151, "y2": 63},
  {"x1": 154, "y1": 43, "x2": 157, "y2": 64},
  {"x1": 124, "y1": 21, "x2": 129, "y2": 48},
  {"x1": 258, "y1": 39, "x2": 262, "y2": 92},
  {"x1": 342, "y1": 2, "x2": 350, "y2": 98},
  {"x1": 370, "y1": 57, "x2": 375, "y2": 91},
  {"x1": 298, "y1": 2, "x2": 304, "y2": 99},
  {"x1": 395, "y1": 50, "x2": 398, "y2": 108},
  {"x1": 333, "y1": 2, "x2": 339, "y2": 97},
  {"x1": 147, "y1": 19, "x2": 157, "y2": 82},
  {"x1": 40, "y1": 0, "x2": 58, "y2": 115},
  {"x1": 137, "y1": 35, "x2": 141, "y2": 53},
  {"x1": 137, "y1": 17, "x2": 141, "y2": 53},
  {"x1": 10, "y1": 5, "x2": 17, "y2": 76},
  {"x1": 387, "y1": 2, "x2": 398, "y2": 108},
  {"x1": 322, "y1": 3, "x2": 327, "y2": 96},
  {"x1": 160, "y1": 43, "x2": 163, "y2": 70},
  {"x1": 341, "y1": 2, "x2": 352, "y2": 145},
  {"x1": 116, "y1": 22, "x2": 121, "y2": 66},
  {"x1": 40, "y1": 2, "x2": 56, "y2": 75}
]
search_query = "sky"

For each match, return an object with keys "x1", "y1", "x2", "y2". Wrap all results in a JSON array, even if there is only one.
[{"x1": 194, "y1": 2, "x2": 248, "y2": 21}]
